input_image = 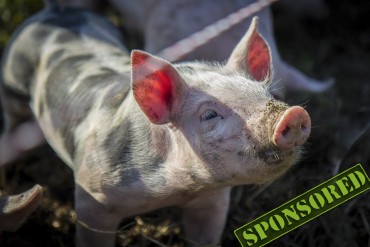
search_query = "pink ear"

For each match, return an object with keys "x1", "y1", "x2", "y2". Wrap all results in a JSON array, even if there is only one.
[
  {"x1": 226, "y1": 17, "x2": 271, "y2": 81},
  {"x1": 131, "y1": 50, "x2": 184, "y2": 124}
]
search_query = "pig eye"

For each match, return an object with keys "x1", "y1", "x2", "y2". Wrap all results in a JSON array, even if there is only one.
[{"x1": 201, "y1": 110, "x2": 222, "y2": 121}]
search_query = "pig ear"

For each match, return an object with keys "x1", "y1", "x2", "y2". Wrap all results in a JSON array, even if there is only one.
[
  {"x1": 131, "y1": 50, "x2": 185, "y2": 124},
  {"x1": 226, "y1": 17, "x2": 272, "y2": 82}
]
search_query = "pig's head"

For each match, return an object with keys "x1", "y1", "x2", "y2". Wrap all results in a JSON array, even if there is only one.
[{"x1": 131, "y1": 17, "x2": 311, "y2": 186}]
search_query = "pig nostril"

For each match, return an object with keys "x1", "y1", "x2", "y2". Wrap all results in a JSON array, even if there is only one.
[
  {"x1": 301, "y1": 123, "x2": 308, "y2": 132},
  {"x1": 273, "y1": 106, "x2": 311, "y2": 149},
  {"x1": 282, "y1": 127, "x2": 290, "y2": 136}
]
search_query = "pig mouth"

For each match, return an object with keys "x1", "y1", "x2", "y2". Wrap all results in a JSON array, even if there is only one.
[{"x1": 257, "y1": 148, "x2": 296, "y2": 165}]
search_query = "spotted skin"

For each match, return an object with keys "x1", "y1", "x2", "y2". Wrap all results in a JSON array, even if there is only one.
[{"x1": 0, "y1": 6, "x2": 310, "y2": 247}]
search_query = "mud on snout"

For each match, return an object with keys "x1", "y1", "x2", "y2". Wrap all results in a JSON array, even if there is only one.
[{"x1": 241, "y1": 99, "x2": 311, "y2": 183}]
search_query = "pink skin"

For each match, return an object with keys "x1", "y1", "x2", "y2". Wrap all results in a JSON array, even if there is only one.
[
  {"x1": 273, "y1": 106, "x2": 311, "y2": 149},
  {"x1": 0, "y1": 8, "x2": 311, "y2": 245}
]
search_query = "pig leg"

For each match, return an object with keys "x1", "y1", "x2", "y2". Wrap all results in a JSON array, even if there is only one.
[
  {"x1": 74, "y1": 185, "x2": 121, "y2": 247},
  {"x1": 0, "y1": 121, "x2": 45, "y2": 165},
  {"x1": 181, "y1": 187, "x2": 231, "y2": 245},
  {"x1": 0, "y1": 92, "x2": 45, "y2": 165},
  {"x1": 278, "y1": 61, "x2": 334, "y2": 93}
]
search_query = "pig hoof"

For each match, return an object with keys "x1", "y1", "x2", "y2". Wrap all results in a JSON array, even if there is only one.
[
  {"x1": 273, "y1": 106, "x2": 311, "y2": 149},
  {"x1": 0, "y1": 184, "x2": 43, "y2": 232}
]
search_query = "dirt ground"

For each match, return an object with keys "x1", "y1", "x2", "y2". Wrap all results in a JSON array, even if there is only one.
[{"x1": 0, "y1": 0, "x2": 369, "y2": 246}]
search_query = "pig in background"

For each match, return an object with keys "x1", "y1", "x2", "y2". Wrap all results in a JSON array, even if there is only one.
[
  {"x1": 0, "y1": 0, "x2": 312, "y2": 245},
  {"x1": 56, "y1": 0, "x2": 333, "y2": 99}
]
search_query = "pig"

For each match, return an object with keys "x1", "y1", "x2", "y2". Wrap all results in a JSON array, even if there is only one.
[
  {"x1": 0, "y1": 185, "x2": 43, "y2": 232},
  {"x1": 56, "y1": 0, "x2": 333, "y2": 99},
  {"x1": 0, "y1": 2, "x2": 311, "y2": 246}
]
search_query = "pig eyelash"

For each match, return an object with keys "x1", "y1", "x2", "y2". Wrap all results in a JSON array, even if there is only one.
[{"x1": 201, "y1": 110, "x2": 223, "y2": 121}]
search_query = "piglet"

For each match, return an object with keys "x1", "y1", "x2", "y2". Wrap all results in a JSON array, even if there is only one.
[{"x1": 0, "y1": 3, "x2": 310, "y2": 246}]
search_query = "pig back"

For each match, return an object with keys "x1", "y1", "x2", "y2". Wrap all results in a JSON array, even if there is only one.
[{"x1": 1, "y1": 7, "x2": 132, "y2": 168}]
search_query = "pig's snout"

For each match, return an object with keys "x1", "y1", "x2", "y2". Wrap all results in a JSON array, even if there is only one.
[{"x1": 273, "y1": 106, "x2": 311, "y2": 149}]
